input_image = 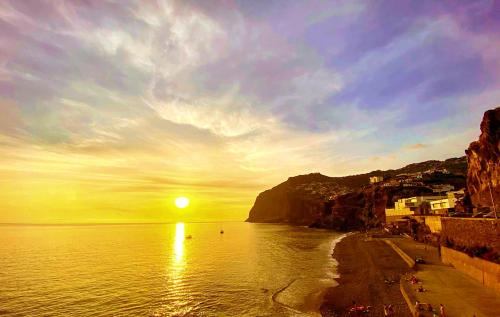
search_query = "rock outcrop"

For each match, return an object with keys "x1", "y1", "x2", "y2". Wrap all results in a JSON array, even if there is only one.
[
  {"x1": 247, "y1": 173, "x2": 350, "y2": 225},
  {"x1": 466, "y1": 107, "x2": 500, "y2": 212},
  {"x1": 247, "y1": 158, "x2": 467, "y2": 230}
]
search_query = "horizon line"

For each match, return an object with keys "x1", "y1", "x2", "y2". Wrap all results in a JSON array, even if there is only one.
[{"x1": 0, "y1": 220, "x2": 246, "y2": 226}]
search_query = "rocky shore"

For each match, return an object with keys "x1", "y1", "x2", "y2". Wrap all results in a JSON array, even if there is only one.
[{"x1": 320, "y1": 233, "x2": 412, "y2": 317}]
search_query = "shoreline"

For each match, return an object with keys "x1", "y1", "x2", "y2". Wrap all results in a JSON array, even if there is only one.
[
  {"x1": 273, "y1": 232, "x2": 350, "y2": 316},
  {"x1": 306, "y1": 232, "x2": 352, "y2": 315},
  {"x1": 308, "y1": 232, "x2": 351, "y2": 315},
  {"x1": 320, "y1": 232, "x2": 412, "y2": 316}
]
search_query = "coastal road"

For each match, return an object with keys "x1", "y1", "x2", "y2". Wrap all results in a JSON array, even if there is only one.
[{"x1": 321, "y1": 233, "x2": 412, "y2": 317}]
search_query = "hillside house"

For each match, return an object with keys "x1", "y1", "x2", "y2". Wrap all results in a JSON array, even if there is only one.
[
  {"x1": 369, "y1": 176, "x2": 384, "y2": 184},
  {"x1": 431, "y1": 184, "x2": 455, "y2": 193},
  {"x1": 382, "y1": 179, "x2": 400, "y2": 187},
  {"x1": 430, "y1": 198, "x2": 454, "y2": 215},
  {"x1": 430, "y1": 190, "x2": 465, "y2": 214},
  {"x1": 385, "y1": 195, "x2": 447, "y2": 222},
  {"x1": 402, "y1": 181, "x2": 425, "y2": 187}
]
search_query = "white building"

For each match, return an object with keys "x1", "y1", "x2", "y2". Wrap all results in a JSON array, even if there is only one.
[
  {"x1": 430, "y1": 199, "x2": 454, "y2": 214},
  {"x1": 385, "y1": 195, "x2": 447, "y2": 222},
  {"x1": 430, "y1": 190, "x2": 465, "y2": 214},
  {"x1": 370, "y1": 176, "x2": 384, "y2": 184}
]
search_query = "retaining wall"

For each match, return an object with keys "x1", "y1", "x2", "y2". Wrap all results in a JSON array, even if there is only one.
[
  {"x1": 414, "y1": 215, "x2": 443, "y2": 233},
  {"x1": 441, "y1": 246, "x2": 500, "y2": 293}
]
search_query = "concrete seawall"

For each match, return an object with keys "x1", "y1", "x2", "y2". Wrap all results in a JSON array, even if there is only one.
[{"x1": 441, "y1": 246, "x2": 500, "y2": 293}]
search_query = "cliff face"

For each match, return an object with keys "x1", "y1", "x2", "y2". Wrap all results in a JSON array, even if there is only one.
[
  {"x1": 247, "y1": 173, "x2": 350, "y2": 225},
  {"x1": 247, "y1": 158, "x2": 466, "y2": 230},
  {"x1": 466, "y1": 107, "x2": 500, "y2": 211},
  {"x1": 311, "y1": 185, "x2": 434, "y2": 230}
]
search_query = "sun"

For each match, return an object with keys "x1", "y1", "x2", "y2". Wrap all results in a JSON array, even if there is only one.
[{"x1": 175, "y1": 197, "x2": 189, "y2": 209}]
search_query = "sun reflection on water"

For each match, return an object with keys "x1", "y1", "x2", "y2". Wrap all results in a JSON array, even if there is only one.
[{"x1": 174, "y1": 223, "x2": 185, "y2": 263}]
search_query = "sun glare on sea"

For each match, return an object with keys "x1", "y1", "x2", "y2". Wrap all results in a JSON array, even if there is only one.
[
  {"x1": 175, "y1": 197, "x2": 189, "y2": 209},
  {"x1": 174, "y1": 223, "x2": 185, "y2": 262}
]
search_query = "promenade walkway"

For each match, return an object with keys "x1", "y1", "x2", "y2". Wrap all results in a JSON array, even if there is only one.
[{"x1": 391, "y1": 237, "x2": 500, "y2": 317}]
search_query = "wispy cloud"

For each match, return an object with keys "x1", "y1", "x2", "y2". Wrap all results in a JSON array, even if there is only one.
[
  {"x1": 0, "y1": 0, "x2": 498, "y2": 222},
  {"x1": 406, "y1": 143, "x2": 427, "y2": 150}
]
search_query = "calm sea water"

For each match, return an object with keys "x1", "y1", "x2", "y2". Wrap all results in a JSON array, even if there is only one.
[{"x1": 0, "y1": 223, "x2": 343, "y2": 316}]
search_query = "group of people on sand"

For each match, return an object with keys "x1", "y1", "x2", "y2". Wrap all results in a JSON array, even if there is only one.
[
  {"x1": 350, "y1": 301, "x2": 396, "y2": 316},
  {"x1": 408, "y1": 274, "x2": 419, "y2": 284},
  {"x1": 414, "y1": 301, "x2": 446, "y2": 317},
  {"x1": 382, "y1": 304, "x2": 395, "y2": 316},
  {"x1": 348, "y1": 301, "x2": 371, "y2": 314},
  {"x1": 408, "y1": 275, "x2": 427, "y2": 292},
  {"x1": 351, "y1": 300, "x2": 447, "y2": 316}
]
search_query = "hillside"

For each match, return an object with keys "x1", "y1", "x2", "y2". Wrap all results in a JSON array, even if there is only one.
[{"x1": 246, "y1": 157, "x2": 466, "y2": 229}]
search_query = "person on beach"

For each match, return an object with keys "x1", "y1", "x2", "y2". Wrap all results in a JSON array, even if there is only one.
[
  {"x1": 383, "y1": 304, "x2": 394, "y2": 316},
  {"x1": 409, "y1": 275, "x2": 419, "y2": 284},
  {"x1": 439, "y1": 304, "x2": 445, "y2": 316},
  {"x1": 414, "y1": 301, "x2": 421, "y2": 317},
  {"x1": 386, "y1": 304, "x2": 394, "y2": 316}
]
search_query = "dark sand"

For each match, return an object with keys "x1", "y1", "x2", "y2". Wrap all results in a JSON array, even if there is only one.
[{"x1": 320, "y1": 233, "x2": 412, "y2": 317}]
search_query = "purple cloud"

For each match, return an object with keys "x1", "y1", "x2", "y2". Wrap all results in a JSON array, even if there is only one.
[{"x1": 0, "y1": 0, "x2": 498, "y2": 176}]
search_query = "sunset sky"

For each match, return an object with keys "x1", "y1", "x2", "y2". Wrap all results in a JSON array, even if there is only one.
[{"x1": 1, "y1": 0, "x2": 499, "y2": 223}]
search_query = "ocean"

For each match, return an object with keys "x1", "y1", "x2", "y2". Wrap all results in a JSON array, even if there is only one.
[{"x1": 0, "y1": 223, "x2": 343, "y2": 316}]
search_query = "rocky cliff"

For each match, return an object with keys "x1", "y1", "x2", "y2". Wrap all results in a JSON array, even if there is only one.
[
  {"x1": 466, "y1": 107, "x2": 500, "y2": 211},
  {"x1": 246, "y1": 173, "x2": 350, "y2": 225},
  {"x1": 246, "y1": 158, "x2": 466, "y2": 230}
]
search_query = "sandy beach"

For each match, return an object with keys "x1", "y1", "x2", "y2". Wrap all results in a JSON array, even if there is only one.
[{"x1": 320, "y1": 233, "x2": 412, "y2": 316}]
